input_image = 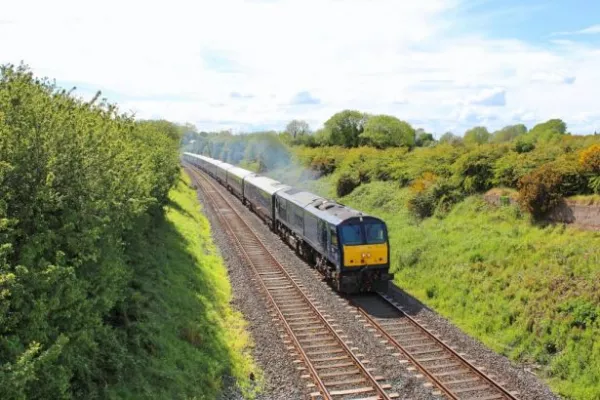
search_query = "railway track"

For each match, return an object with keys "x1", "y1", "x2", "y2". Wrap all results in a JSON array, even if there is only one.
[
  {"x1": 350, "y1": 293, "x2": 520, "y2": 400},
  {"x1": 186, "y1": 165, "x2": 398, "y2": 400}
]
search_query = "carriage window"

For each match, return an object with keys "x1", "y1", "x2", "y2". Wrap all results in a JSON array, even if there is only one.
[
  {"x1": 330, "y1": 227, "x2": 338, "y2": 247},
  {"x1": 294, "y1": 208, "x2": 303, "y2": 228},
  {"x1": 340, "y1": 224, "x2": 363, "y2": 245},
  {"x1": 364, "y1": 222, "x2": 386, "y2": 244}
]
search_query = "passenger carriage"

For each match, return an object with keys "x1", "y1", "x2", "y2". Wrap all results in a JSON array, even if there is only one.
[{"x1": 243, "y1": 175, "x2": 290, "y2": 228}]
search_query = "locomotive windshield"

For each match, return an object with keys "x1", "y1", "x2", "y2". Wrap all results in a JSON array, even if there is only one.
[
  {"x1": 340, "y1": 224, "x2": 363, "y2": 245},
  {"x1": 340, "y1": 219, "x2": 387, "y2": 246},
  {"x1": 364, "y1": 221, "x2": 386, "y2": 244}
]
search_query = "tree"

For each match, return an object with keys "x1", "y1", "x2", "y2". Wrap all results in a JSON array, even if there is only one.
[
  {"x1": 359, "y1": 115, "x2": 415, "y2": 148},
  {"x1": 415, "y1": 129, "x2": 435, "y2": 147},
  {"x1": 439, "y1": 132, "x2": 463, "y2": 145},
  {"x1": 322, "y1": 110, "x2": 368, "y2": 147},
  {"x1": 285, "y1": 119, "x2": 311, "y2": 138},
  {"x1": 529, "y1": 119, "x2": 567, "y2": 141},
  {"x1": 492, "y1": 124, "x2": 527, "y2": 143},
  {"x1": 530, "y1": 119, "x2": 567, "y2": 135},
  {"x1": 463, "y1": 126, "x2": 490, "y2": 145}
]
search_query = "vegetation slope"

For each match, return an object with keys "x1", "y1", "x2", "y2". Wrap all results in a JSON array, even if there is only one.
[
  {"x1": 0, "y1": 65, "x2": 258, "y2": 399},
  {"x1": 182, "y1": 112, "x2": 600, "y2": 399}
]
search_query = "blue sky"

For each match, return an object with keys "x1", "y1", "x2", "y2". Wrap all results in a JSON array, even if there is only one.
[{"x1": 1, "y1": 0, "x2": 599, "y2": 136}]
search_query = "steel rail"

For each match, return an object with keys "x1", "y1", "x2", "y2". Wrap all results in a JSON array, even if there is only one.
[
  {"x1": 186, "y1": 164, "x2": 392, "y2": 400},
  {"x1": 351, "y1": 292, "x2": 519, "y2": 400}
]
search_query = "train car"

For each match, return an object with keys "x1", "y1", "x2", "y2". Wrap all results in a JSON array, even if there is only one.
[
  {"x1": 275, "y1": 189, "x2": 392, "y2": 293},
  {"x1": 204, "y1": 157, "x2": 225, "y2": 178},
  {"x1": 226, "y1": 166, "x2": 255, "y2": 200},
  {"x1": 183, "y1": 152, "x2": 205, "y2": 170},
  {"x1": 243, "y1": 175, "x2": 290, "y2": 228},
  {"x1": 215, "y1": 161, "x2": 235, "y2": 185},
  {"x1": 183, "y1": 152, "x2": 212, "y2": 171},
  {"x1": 275, "y1": 187, "x2": 324, "y2": 250}
]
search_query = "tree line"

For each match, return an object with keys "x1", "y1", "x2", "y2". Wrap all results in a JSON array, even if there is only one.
[{"x1": 182, "y1": 111, "x2": 600, "y2": 221}]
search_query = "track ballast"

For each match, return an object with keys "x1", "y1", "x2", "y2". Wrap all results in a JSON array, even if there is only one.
[{"x1": 186, "y1": 165, "x2": 399, "y2": 400}]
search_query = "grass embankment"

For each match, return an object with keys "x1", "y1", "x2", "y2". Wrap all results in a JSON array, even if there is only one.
[
  {"x1": 110, "y1": 172, "x2": 260, "y2": 399},
  {"x1": 339, "y1": 182, "x2": 599, "y2": 399}
]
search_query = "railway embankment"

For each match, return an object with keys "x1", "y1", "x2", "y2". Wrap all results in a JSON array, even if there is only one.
[
  {"x1": 484, "y1": 191, "x2": 600, "y2": 230},
  {"x1": 187, "y1": 163, "x2": 561, "y2": 399},
  {"x1": 340, "y1": 181, "x2": 600, "y2": 399},
  {"x1": 114, "y1": 173, "x2": 261, "y2": 399}
]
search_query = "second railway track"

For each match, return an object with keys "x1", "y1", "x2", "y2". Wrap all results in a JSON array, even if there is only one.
[
  {"x1": 350, "y1": 293, "x2": 520, "y2": 400},
  {"x1": 186, "y1": 164, "x2": 399, "y2": 400}
]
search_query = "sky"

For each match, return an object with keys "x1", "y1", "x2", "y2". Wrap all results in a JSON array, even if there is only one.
[{"x1": 1, "y1": 0, "x2": 600, "y2": 136}]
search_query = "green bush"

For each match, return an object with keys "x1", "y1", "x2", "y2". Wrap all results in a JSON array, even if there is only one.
[
  {"x1": 407, "y1": 177, "x2": 462, "y2": 218},
  {"x1": 0, "y1": 64, "x2": 180, "y2": 398},
  {"x1": 453, "y1": 147, "x2": 504, "y2": 193}
]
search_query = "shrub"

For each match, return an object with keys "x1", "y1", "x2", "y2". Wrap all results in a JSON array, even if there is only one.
[
  {"x1": 453, "y1": 147, "x2": 504, "y2": 193},
  {"x1": 517, "y1": 160, "x2": 586, "y2": 218},
  {"x1": 514, "y1": 139, "x2": 535, "y2": 153},
  {"x1": 407, "y1": 174, "x2": 461, "y2": 218},
  {"x1": 336, "y1": 171, "x2": 361, "y2": 196},
  {"x1": 579, "y1": 144, "x2": 600, "y2": 173}
]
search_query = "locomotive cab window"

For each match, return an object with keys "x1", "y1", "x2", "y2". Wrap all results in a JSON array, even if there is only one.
[
  {"x1": 330, "y1": 226, "x2": 338, "y2": 247},
  {"x1": 364, "y1": 221, "x2": 386, "y2": 244},
  {"x1": 340, "y1": 224, "x2": 363, "y2": 245}
]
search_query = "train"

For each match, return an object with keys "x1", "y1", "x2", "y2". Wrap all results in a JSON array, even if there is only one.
[{"x1": 182, "y1": 152, "x2": 393, "y2": 293}]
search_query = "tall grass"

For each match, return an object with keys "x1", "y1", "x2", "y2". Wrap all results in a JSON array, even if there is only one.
[{"x1": 108, "y1": 173, "x2": 261, "y2": 399}]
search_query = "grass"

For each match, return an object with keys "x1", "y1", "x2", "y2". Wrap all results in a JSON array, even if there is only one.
[
  {"x1": 485, "y1": 187, "x2": 519, "y2": 199},
  {"x1": 336, "y1": 181, "x2": 600, "y2": 400},
  {"x1": 567, "y1": 194, "x2": 600, "y2": 205},
  {"x1": 107, "y1": 172, "x2": 261, "y2": 399}
]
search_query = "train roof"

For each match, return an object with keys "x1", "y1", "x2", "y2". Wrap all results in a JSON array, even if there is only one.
[
  {"x1": 227, "y1": 166, "x2": 255, "y2": 180},
  {"x1": 306, "y1": 197, "x2": 382, "y2": 226},
  {"x1": 205, "y1": 157, "x2": 226, "y2": 167},
  {"x1": 277, "y1": 187, "x2": 324, "y2": 208},
  {"x1": 183, "y1": 152, "x2": 207, "y2": 160},
  {"x1": 244, "y1": 174, "x2": 290, "y2": 195},
  {"x1": 216, "y1": 161, "x2": 235, "y2": 171}
]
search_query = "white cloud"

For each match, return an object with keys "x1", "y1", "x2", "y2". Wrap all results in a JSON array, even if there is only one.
[
  {"x1": 552, "y1": 24, "x2": 600, "y2": 36},
  {"x1": 1, "y1": 0, "x2": 600, "y2": 134},
  {"x1": 468, "y1": 88, "x2": 506, "y2": 107},
  {"x1": 531, "y1": 71, "x2": 576, "y2": 84}
]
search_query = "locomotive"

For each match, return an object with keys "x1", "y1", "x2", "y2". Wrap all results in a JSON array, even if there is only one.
[{"x1": 183, "y1": 152, "x2": 392, "y2": 293}]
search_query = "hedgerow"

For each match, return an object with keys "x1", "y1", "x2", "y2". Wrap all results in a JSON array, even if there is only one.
[{"x1": 0, "y1": 64, "x2": 180, "y2": 398}]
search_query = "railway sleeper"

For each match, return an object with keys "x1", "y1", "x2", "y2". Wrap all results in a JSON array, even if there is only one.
[
  {"x1": 464, "y1": 394, "x2": 504, "y2": 400},
  {"x1": 434, "y1": 368, "x2": 470, "y2": 377},
  {"x1": 306, "y1": 348, "x2": 345, "y2": 356},
  {"x1": 301, "y1": 341, "x2": 339, "y2": 349},
  {"x1": 314, "y1": 362, "x2": 356, "y2": 370},
  {"x1": 425, "y1": 362, "x2": 462, "y2": 370},
  {"x1": 328, "y1": 386, "x2": 375, "y2": 396},
  {"x1": 288, "y1": 320, "x2": 320, "y2": 327},
  {"x1": 293, "y1": 326, "x2": 326, "y2": 332},
  {"x1": 443, "y1": 377, "x2": 480, "y2": 385},
  {"x1": 323, "y1": 377, "x2": 367, "y2": 387},
  {"x1": 311, "y1": 355, "x2": 350, "y2": 363},
  {"x1": 415, "y1": 354, "x2": 454, "y2": 363}
]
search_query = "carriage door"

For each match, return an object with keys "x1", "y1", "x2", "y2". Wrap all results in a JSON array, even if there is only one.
[{"x1": 327, "y1": 224, "x2": 339, "y2": 267}]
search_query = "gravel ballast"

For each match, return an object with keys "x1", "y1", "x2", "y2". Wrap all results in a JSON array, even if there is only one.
[{"x1": 190, "y1": 168, "x2": 560, "y2": 400}]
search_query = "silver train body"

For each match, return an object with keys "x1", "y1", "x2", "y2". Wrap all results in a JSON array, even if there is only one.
[{"x1": 182, "y1": 152, "x2": 393, "y2": 293}]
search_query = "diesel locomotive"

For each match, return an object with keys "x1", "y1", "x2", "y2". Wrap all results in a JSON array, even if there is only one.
[{"x1": 183, "y1": 152, "x2": 392, "y2": 293}]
